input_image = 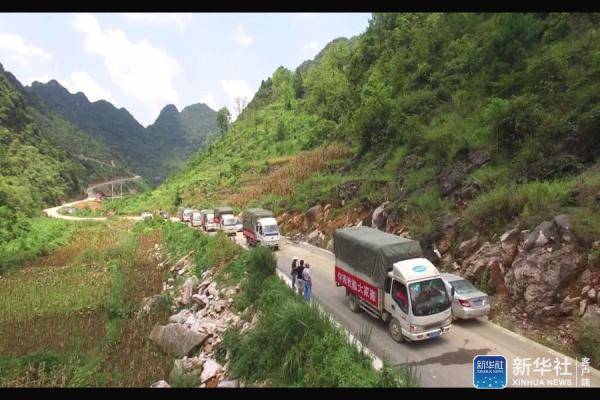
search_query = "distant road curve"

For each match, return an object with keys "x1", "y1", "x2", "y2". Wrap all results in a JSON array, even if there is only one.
[{"x1": 43, "y1": 175, "x2": 142, "y2": 221}]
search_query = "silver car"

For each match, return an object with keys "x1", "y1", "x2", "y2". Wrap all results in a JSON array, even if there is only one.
[{"x1": 441, "y1": 273, "x2": 490, "y2": 320}]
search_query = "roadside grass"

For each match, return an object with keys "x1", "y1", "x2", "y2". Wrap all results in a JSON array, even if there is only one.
[{"x1": 159, "y1": 220, "x2": 241, "y2": 278}]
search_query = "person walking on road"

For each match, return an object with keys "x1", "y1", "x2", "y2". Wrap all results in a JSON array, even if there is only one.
[
  {"x1": 291, "y1": 256, "x2": 298, "y2": 289},
  {"x1": 302, "y1": 263, "x2": 312, "y2": 301},
  {"x1": 296, "y1": 260, "x2": 305, "y2": 296}
]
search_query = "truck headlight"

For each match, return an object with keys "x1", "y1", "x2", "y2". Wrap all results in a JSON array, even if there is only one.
[{"x1": 409, "y1": 324, "x2": 423, "y2": 333}]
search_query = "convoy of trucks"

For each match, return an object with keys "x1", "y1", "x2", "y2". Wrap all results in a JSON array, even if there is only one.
[
  {"x1": 169, "y1": 205, "x2": 484, "y2": 345},
  {"x1": 333, "y1": 226, "x2": 453, "y2": 342},
  {"x1": 241, "y1": 208, "x2": 280, "y2": 249}
]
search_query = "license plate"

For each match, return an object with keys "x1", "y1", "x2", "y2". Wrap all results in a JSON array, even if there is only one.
[
  {"x1": 428, "y1": 330, "x2": 441, "y2": 338},
  {"x1": 473, "y1": 300, "x2": 483, "y2": 307}
]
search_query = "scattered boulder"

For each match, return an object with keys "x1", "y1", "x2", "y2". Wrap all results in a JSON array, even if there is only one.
[
  {"x1": 200, "y1": 359, "x2": 222, "y2": 383},
  {"x1": 192, "y1": 294, "x2": 210, "y2": 308},
  {"x1": 523, "y1": 220, "x2": 559, "y2": 250},
  {"x1": 305, "y1": 204, "x2": 322, "y2": 223},
  {"x1": 151, "y1": 380, "x2": 171, "y2": 388},
  {"x1": 579, "y1": 269, "x2": 592, "y2": 284},
  {"x1": 553, "y1": 214, "x2": 571, "y2": 233},
  {"x1": 458, "y1": 237, "x2": 479, "y2": 259},
  {"x1": 588, "y1": 288, "x2": 597, "y2": 302},
  {"x1": 169, "y1": 309, "x2": 194, "y2": 324},
  {"x1": 206, "y1": 282, "x2": 219, "y2": 297},
  {"x1": 181, "y1": 276, "x2": 200, "y2": 305},
  {"x1": 462, "y1": 242, "x2": 503, "y2": 282},
  {"x1": 579, "y1": 299, "x2": 588, "y2": 316},
  {"x1": 371, "y1": 201, "x2": 389, "y2": 231},
  {"x1": 149, "y1": 323, "x2": 209, "y2": 357},
  {"x1": 500, "y1": 228, "x2": 520, "y2": 261},
  {"x1": 213, "y1": 300, "x2": 227, "y2": 313},
  {"x1": 560, "y1": 296, "x2": 576, "y2": 315},
  {"x1": 542, "y1": 305, "x2": 561, "y2": 317},
  {"x1": 582, "y1": 285, "x2": 591, "y2": 296}
]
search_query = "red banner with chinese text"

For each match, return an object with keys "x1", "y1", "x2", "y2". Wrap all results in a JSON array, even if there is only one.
[{"x1": 335, "y1": 266, "x2": 379, "y2": 308}]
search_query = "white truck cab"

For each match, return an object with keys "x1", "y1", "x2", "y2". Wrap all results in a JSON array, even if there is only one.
[
  {"x1": 256, "y1": 217, "x2": 280, "y2": 248},
  {"x1": 334, "y1": 227, "x2": 452, "y2": 343},
  {"x1": 220, "y1": 213, "x2": 238, "y2": 236},
  {"x1": 383, "y1": 258, "x2": 452, "y2": 342}
]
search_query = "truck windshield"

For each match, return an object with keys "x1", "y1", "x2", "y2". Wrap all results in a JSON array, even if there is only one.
[
  {"x1": 223, "y1": 217, "x2": 236, "y2": 226},
  {"x1": 206, "y1": 214, "x2": 214, "y2": 222},
  {"x1": 262, "y1": 224, "x2": 279, "y2": 235},
  {"x1": 408, "y1": 278, "x2": 451, "y2": 317}
]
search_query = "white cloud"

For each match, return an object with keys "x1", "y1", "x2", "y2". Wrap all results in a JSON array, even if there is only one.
[
  {"x1": 232, "y1": 26, "x2": 253, "y2": 45},
  {"x1": 73, "y1": 13, "x2": 180, "y2": 125},
  {"x1": 0, "y1": 32, "x2": 51, "y2": 66},
  {"x1": 121, "y1": 13, "x2": 193, "y2": 32},
  {"x1": 59, "y1": 71, "x2": 117, "y2": 105},
  {"x1": 221, "y1": 79, "x2": 255, "y2": 119},
  {"x1": 199, "y1": 94, "x2": 219, "y2": 111}
]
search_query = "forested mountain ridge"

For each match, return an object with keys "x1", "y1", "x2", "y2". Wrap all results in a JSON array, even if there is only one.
[{"x1": 29, "y1": 81, "x2": 219, "y2": 184}]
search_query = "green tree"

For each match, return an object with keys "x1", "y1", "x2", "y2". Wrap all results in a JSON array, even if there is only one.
[{"x1": 217, "y1": 107, "x2": 231, "y2": 135}]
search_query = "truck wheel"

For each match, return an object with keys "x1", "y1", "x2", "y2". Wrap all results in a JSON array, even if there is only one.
[
  {"x1": 389, "y1": 318, "x2": 404, "y2": 343},
  {"x1": 348, "y1": 294, "x2": 360, "y2": 313}
]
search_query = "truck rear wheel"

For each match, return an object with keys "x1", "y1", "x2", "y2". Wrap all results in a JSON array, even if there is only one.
[
  {"x1": 348, "y1": 294, "x2": 360, "y2": 313},
  {"x1": 389, "y1": 318, "x2": 404, "y2": 343}
]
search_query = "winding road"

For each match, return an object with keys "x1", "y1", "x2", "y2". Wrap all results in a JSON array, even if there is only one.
[{"x1": 42, "y1": 187, "x2": 600, "y2": 388}]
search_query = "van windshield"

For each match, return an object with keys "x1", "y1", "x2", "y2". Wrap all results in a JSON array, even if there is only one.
[
  {"x1": 206, "y1": 214, "x2": 214, "y2": 222},
  {"x1": 408, "y1": 278, "x2": 451, "y2": 317},
  {"x1": 262, "y1": 224, "x2": 279, "y2": 235}
]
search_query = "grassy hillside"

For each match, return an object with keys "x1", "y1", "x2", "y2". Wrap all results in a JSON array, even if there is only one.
[{"x1": 112, "y1": 13, "x2": 599, "y2": 247}]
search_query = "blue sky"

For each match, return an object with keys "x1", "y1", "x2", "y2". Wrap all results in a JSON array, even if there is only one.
[{"x1": 0, "y1": 13, "x2": 371, "y2": 126}]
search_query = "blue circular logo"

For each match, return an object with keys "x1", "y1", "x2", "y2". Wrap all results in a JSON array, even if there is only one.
[{"x1": 413, "y1": 265, "x2": 427, "y2": 273}]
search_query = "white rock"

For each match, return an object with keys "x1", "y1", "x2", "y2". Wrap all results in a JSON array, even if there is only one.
[
  {"x1": 200, "y1": 359, "x2": 222, "y2": 383},
  {"x1": 151, "y1": 380, "x2": 171, "y2": 388}
]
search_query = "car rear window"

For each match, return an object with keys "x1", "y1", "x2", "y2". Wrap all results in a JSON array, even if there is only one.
[{"x1": 450, "y1": 279, "x2": 480, "y2": 295}]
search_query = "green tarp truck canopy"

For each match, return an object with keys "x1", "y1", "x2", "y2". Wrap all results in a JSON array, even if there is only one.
[
  {"x1": 215, "y1": 207, "x2": 234, "y2": 217},
  {"x1": 242, "y1": 208, "x2": 274, "y2": 231},
  {"x1": 333, "y1": 226, "x2": 423, "y2": 286}
]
